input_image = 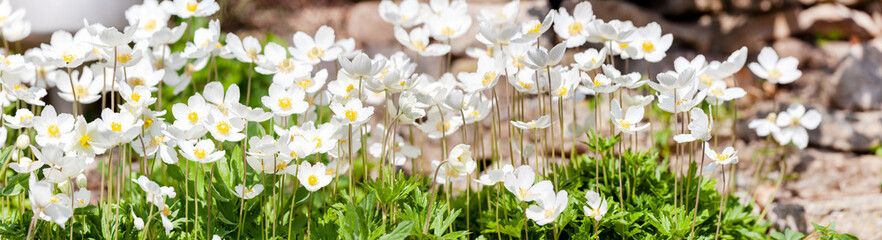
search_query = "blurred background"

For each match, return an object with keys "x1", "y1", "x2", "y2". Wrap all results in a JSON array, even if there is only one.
[{"x1": 11, "y1": 0, "x2": 882, "y2": 238}]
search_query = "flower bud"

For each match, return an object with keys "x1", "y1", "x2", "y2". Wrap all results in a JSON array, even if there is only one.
[
  {"x1": 14, "y1": 135, "x2": 29, "y2": 149},
  {"x1": 76, "y1": 173, "x2": 88, "y2": 188}
]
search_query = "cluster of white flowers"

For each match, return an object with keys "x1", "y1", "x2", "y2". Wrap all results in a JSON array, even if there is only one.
[{"x1": 0, "y1": 0, "x2": 817, "y2": 236}]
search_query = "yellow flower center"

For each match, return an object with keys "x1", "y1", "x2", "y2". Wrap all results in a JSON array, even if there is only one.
[
  {"x1": 144, "y1": 19, "x2": 157, "y2": 31},
  {"x1": 592, "y1": 79, "x2": 603, "y2": 87},
  {"x1": 188, "y1": 112, "x2": 199, "y2": 123},
  {"x1": 130, "y1": 93, "x2": 141, "y2": 102},
  {"x1": 326, "y1": 168, "x2": 335, "y2": 175},
  {"x1": 308, "y1": 175, "x2": 318, "y2": 186},
  {"x1": 518, "y1": 188, "x2": 531, "y2": 198},
  {"x1": 62, "y1": 53, "x2": 76, "y2": 63},
  {"x1": 18, "y1": 115, "x2": 32, "y2": 122},
  {"x1": 13, "y1": 84, "x2": 24, "y2": 90},
  {"x1": 275, "y1": 162, "x2": 288, "y2": 171},
  {"x1": 436, "y1": 121, "x2": 450, "y2": 132},
  {"x1": 193, "y1": 148, "x2": 206, "y2": 159},
  {"x1": 618, "y1": 120, "x2": 630, "y2": 129},
  {"x1": 568, "y1": 22, "x2": 583, "y2": 35},
  {"x1": 700, "y1": 74, "x2": 713, "y2": 86},
  {"x1": 555, "y1": 87, "x2": 569, "y2": 96},
  {"x1": 308, "y1": 47, "x2": 324, "y2": 60},
  {"x1": 345, "y1": 84, "x2": 355, "y2": 93},
  {"x1": 111, "y1": 122, "x2": 122, "y2": 132},
  {"x1": 144, "y1": 118, "x2": 154, "y2": 129},
  {"x1": 216, "y1": 121, "x2": 231, "y2": 134},
  {"x1": 544, "y1": 207, "x2": 556, "y2": 218},
  {"x1": 162, "y1": 205, "x2": 171, "y2": 216},
  {"x1": 277, "y1": 97, "x2": 292, "y2": 110},
  {"x1": 344, "y1": 109, "x2": 358, "y2": 122},
  {"x1": 441, "y1": 27, "x2": 455, "y2": 36},
  {"x1": 48, "y1": 125, "x2": 60, "y2": 137},
  {"x1": 527, "y1": 23, "x2": 542, "y2": 34},
  {"x1": 244, "y1": 188, "x2": 254, "y2": 194},
  {"x1": 411, "y1": 40, "x2": 427, "y2": 51},
  {"x1": 313, "y1": 137, "x2": 322, "y2": 147},
  {"x1": 512, "y1": 56, "x2": 524, "y2": 69},
  {"x1": 74, "y1": 84, "x2": 89, "y2": 98},
  {"x1": 186, "y1": 2, "x2": 198, "y2": 12},
  {"x1": 129, "y1": 77, "x2": 145, "y2": 87},
  {"x1": 715, "y1": 153, "x2": 729, "y2": 162},
  {"x1": 277, "y1": 58, "x2": 296, "y2": 73},
  {"x1": 79, "y1": 135, "x2": 92, "y2": 148},
  {"x1": 790, "y1": 117, "x2": 801, "y2": 127},
  {"x1": 641, "y1": 41, "x2": 655, "y2": 52},
  {"x1": 482, "y1": 71, "x2": 497, "y2": 87},
  {"x1": 117, "y1": 53, "x2": 132, "y2": 63},
  {"x1": 297, "y1": 79, "x2": 313, "y2": 89},
  {"x1": 518, "y1": 81, "x2": 532, "y2": 90},
  {"x1": 768, "y1": 68, "x2": 781, "y2": 79},
  {"x1": 676, "y1": 98, "x2": 687, "y2": 106}
]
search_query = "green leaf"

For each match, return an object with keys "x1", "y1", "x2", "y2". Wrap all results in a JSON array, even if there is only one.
[{"x1": 378, "y1": 221, "x2": 412, "y2": 240}]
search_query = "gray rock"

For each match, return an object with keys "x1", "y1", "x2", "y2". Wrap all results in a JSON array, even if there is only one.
[
  {"x1": 811, "y1": 108, "x2": 882, "y2": 152},
  {"x1": 831, "y1": 41, "x2": 882, "y2": 111}
]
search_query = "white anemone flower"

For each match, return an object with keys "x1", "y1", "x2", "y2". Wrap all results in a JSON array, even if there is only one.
[
  {"x1": 202, "y1": 81, "x2": 240, "y2": 116},
  {"x1": 4, "y1": 108, "x2": 34, "y2": 129},
  {"x1": 523, "y1": 42, "x2": 566, "y2": 70},
  {"x1": 478, "y1": 0, "x2": 518, "y2": 25},
  {"x1": 572, "y1": 47, "x2": 607, "y2": 71},
  {"x1": 705, "y1": 80, "x2": 746, "y2": 105},
  {"x1": 65, "y1": 116, "x2": 107, "y2": 158},
  {"x1": 475, "y1": 164, "x2": 514, "y2": 186},
  {"x1": 29, "y1": 176, "x2": 73, "y2": 228},
  {"x1": 458, "y1": 55, "x2": 504, "y2": 92},
  {"x1": 703, "y1": 143, "x2": 738, "y2": 171},
  {"x1": 171, "y1": 95, "x2": 210, "y2": 132},
  {"x1": 514, "y1": 11, "x2": 554, "y2": 44},
  {"x1": 225, "y1": 33, "x2": 262, "y2": 63},
  {"x1": 0, "y1": 0, "x2": 25, "y2": 29},
  {"x1": 674, "y1": 107, "x2": 713, "y2": 143},
  {"x1": 56, "y1": 68, "x2": 103, "y2": 104},
  {"x1": 10, "y1": 156, "x2": 43, "y2": 174},
  {"x1": 162, "y1": 0, "x2": 220, "y2": 18},
  {"x1": 656, "y1": 86, "x2": 706, "y2": 114},
  {"x1": 378, "y1": 0, "x2": 423, "y2": 28},
  {"x1": 425, "y1": 10, "x2": 472, "y2": 41},
  {"x1": 233, "y1": 184, "x2": 264, "y2": 199},
  {"x1": 774, "y1": 104, "x2": 821, "y2": 149},
  {"x1": 748, "y1": 46, "x2": 801, "y2": 84},
  {"x1": 553, "y1": 2, "x2": 593, "y2": 47},
  {"x1": 204, "y1": 110, "x2": 246, "y2": 142},
  {"x1": 623, "y1": 93, "x2": 654, "y2": 107},
  {"x1": 632, "y1": 22, "x2": 673, "y2": 62},
  {"x1": 297, "y1": 162, "x2": 333, "y2": 192},
  {"x1": 446, "y1": 144, "x2": 475, "y2": 174},
  {"x1": 583, "y1": 191, "x2": 608, "y2": 221},
  {"x1": 3, "y1": 19, "x2": 30, "y2": 42},
  {"x1": 330, "y1": 99, "x2": 374, "y2": 125},
  {"x1": 179, "y1": 139, "x2": 225, "y2": 163},
  {"x1": 611, "y1": 99, "x2": 650, "y2": 134},
  {"x1": 133, "y1": 175, "x2": 176, "y2": 208},
  {"x1": 291, "y1": 26, "x2": 342, "y2": 65},
  {"x1": 581, "y1": 73, "x2": 619, "y2": 94},
  {"x1": 261, "y1": 83, "x2": 308, "y2": 116},
  {"x1": 511, "y1": 115, "x2": 552, "y2": 130},
  {"x1": 256, "y1": 43, "x2": 313, "y2": 84},
  {"x1": 503, "y1": 165, "x2": 552, "y2": 202},
  {"x1": 125, "y1": 0, "x2": 170, "y2": 41},
  {"x1": 41, "y1": 30, "x2": 91, "y2": 68},
  {"x1": 748, "y1": 112, "x2": 780, "y2": 138},
  {"x1": 325, "y1": 159, "x2": 349, "y2": 177},
  {"x1": 526, "y1": 190, "x2": 568, "y2": 226},
  {"x1": 394, "y1": 26, "x2": 450, "y2": 57},
  {"x1": 337, "y1": 53, "x2": 385, "y2": 81}
]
